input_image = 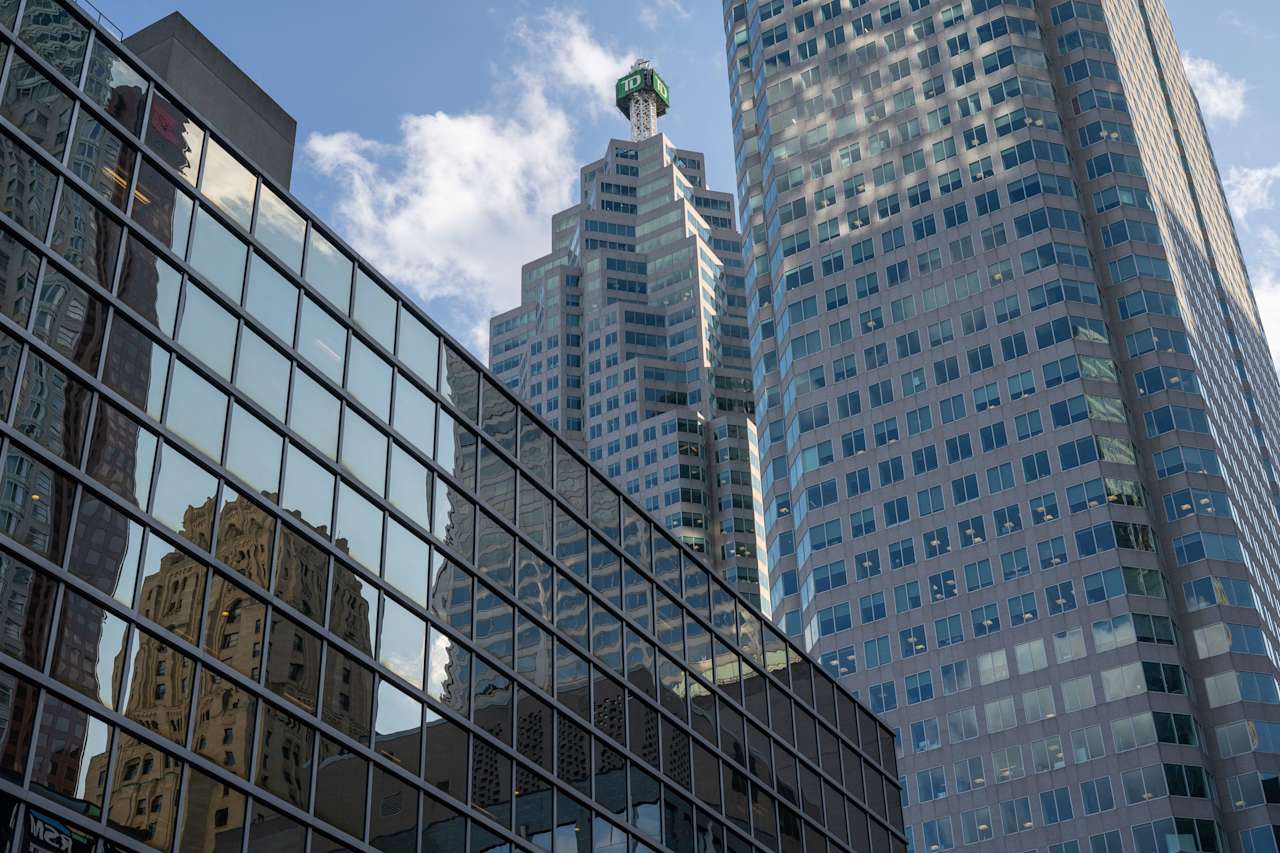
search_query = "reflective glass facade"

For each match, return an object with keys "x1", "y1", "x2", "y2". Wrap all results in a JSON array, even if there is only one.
[
  {"x1": 0, "y1": 3, "x2": 903, "y2": 853},
  {"x1": 723, "y1": 0, "x2": 1280, "y2": 851}
]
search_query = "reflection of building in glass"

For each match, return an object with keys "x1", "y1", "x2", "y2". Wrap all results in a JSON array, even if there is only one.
[{"x1": 0, "y1": 6, "x2": 903, "y2": 853}]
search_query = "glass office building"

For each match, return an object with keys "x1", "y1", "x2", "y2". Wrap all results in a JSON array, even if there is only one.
[
  {"x1": 724, "y1": 0, "x2": 1280, "y2": 852},
  {"x1": 490, "y1": 127, "x2": 769, "y2": 609},
  {"x1": 0, "y1": 2, "x2": 904, "y2": 853}
]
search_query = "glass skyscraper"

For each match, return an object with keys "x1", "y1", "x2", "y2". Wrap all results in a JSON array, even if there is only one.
[
  {"x1": 489, "y1": 110, "x2": 769, "y2": 608},
  {"x1": 0, "y1": 3, "x2": 903, "y2": 853},
  {"x1": 724, "y1": 0, "x2": 1280, "y2": 852}
]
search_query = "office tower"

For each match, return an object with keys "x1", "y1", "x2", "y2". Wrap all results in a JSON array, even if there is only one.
[
  {"x1": 0, "y1": 4, "x2": 903, "y2": 853},
  {"x1": 723, "y1": 0, "x2": 1280, "y2": 851},
  {"x1": 490, "y1": 63, "x2": 770, "y2": 608}
]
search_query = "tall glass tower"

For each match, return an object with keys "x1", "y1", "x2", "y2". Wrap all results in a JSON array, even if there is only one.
[
  {"x1": 0, "y1": 3, "x2": 903, "y2": 853},
  {"x1": 723, "y1": 0, "x2": 1280, "y2": 851},
  {"x1": 490, "y1": 64, "x2": 769, "y2": 609}
]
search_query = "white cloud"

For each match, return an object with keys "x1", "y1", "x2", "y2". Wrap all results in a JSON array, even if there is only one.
[
  {"x1": 1224, "y1": 164, "x2": 1280, "y2": 220},
  {"x1": 639, "y1": 0, "x2": 690, "y2": 30},
  {"x1": 304, "y1": 10, "x2": 633, "y2": 355},
  {"x1": 1244, "y1": 226, "x2": 1280, "y2": 367},
  {"x1": 1181, "y1": 54, "x2": 1248, "y2": 126}
]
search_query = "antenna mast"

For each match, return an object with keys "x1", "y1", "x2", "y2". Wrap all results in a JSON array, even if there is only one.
[{"x1": 615, "y1": 59, "x2": 670, "y2": 142}]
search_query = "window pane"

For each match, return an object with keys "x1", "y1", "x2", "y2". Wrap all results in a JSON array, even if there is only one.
[
  {"x1": 51, "y1": 183, "x2": 121, "y2": 287},
  {"x1": 235, "y1": 327, "x2": 289, "y2": 422},
  {"x1": 298, "y1": 297, "x2": 346, "y2": 383},
  {"x1": 245, "y1": 253, "x2": 298, "y2": 344},
  {"x1": 131, "y1": 160, "x2": 193, "y2": 252},
  {"x1": 354, "y1": 269, "x2": 396, "y2": 342},
  {"x1": 340, "y1": 406, "x2": 387, "y2": 492},
  {"x1": 165, "y1": 359, "x2": 227, "y2": 461},
  {"x1": 151, "y1": 444, "x2": 218, "y2": 547},
  {"x1": 225, "y1": 404, "x2": 282, "y2": 494},
  {"x1": 282, "y1": 443, "x2": 334, "y2": 532},
  {"x1": 336, "y1": 481, "x2": 382, "y2": 569},
  {"x1": 200, "y1": 138, "x2": 255, "y2": 229},
  {"x1": 2, "y1": 56, "x2": 73, "y2": 156},
  {"x1": 146, "y1": 92, "x2": 205, "y2": 183},
  {"x1": 255, "y1": 184, "x2": 305, "y2": 271},
  {"x1": 305, "y1": 228, "x2": 352, "y2": 309},
  {"x1": 347, "y1": 337, "x2": 392, "y2": 421},
  {"x1": 290, "y1": 368, "x2": 340, "y2": 459},
  {"x1": 189, "y1": 206, "x2": 248, "y2": 300},
  {"x1": 380, "y1": 597, "x2": 426, "y2": 689},
  {"x1": 0, "y1": 129, "x2": 56, "y2": 235},
  {"x1": 178, "y1": 282, "x2": 237, "y2": 379},
  {"x1": 119, "y1": 234, "x2": 181, "y2": 335},
  {"x1": 397, "y1": 311, "x2": 439, "y2": 388}
]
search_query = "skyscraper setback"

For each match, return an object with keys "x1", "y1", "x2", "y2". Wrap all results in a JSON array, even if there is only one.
[
  {"x1": 490, "y1": 63, "x2": 769, "y2": 607},
  {"x1": 724, "y1": 0, "x2": 1280, "y2": 851}
]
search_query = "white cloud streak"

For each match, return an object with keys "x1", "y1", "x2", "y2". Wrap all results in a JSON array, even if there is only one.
[
  {"x1": 1182, "y1": 54, "x2": 1248, "y2": 126},
  {"x1": 1225, "y1": 164, "x2": 1280, "y2": 220},
  {"x1": 304, "y1": 10, "x2": 633, "y2": 354}
]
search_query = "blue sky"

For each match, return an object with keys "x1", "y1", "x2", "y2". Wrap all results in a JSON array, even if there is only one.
[{"x1": 106, "y1": 0, "x2": 1280, "y2": 359}]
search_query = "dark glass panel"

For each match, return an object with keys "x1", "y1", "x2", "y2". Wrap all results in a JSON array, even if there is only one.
[
  {"x1": 274, "y1": 523, "x2": 328, "y2": 620},
  {"x1": 374, "y1": 678, "x2": 420, "y2": 772},
  {"x1": 555, "y1": 642, "x2": 590, "y2": 722},
  {"x1": 742, "y1": 663, "x2": 768, "y2": 726},
  {"x1": 514, "y1": 614, "x2": 552, "y2": 694},
  {"x1": 718, "y1": 701, "x2": 745, "y2": 767},
  {"x1": 590, "y1": 599, "x2": 624, "y2": 677},
  {"x1": 145, "y1": 92, "x2": 203, "y2": 183},
  {"x1": 428, "y1": 554, "x2": 472, "y2": 636},
  {"x1": 471, "y1": 738, "x2": 511, "y2": 826},
  {"x1": 191, "y1": 669, "x2": 255, "y2": 780},
  {"x1": 0, "y1": 671, "x2": 36, "y2": 782},
  {"x1": 421, "y1": 790, "x2": 466, "y2": 851},
  {"x1": 590, "y1": 536, "x2": 621, "y2": 608},
  {"x1": 369, "y1": 765, "x2": 418, "y2": 852},
  {"x1": 256, "y1": 703, "x2": 314, "y2": 809},
  {"x1": 621, "y1": 504, "x2": 650, "y2": 566},
  {"x1": 472, "y1": 657, "x2": 512, "y2": 745},
  {"x1": 798, "y1": 764, "x2": 822, "y2": 822},
  {"x1": 0, "y1": 128, "x2": 56, "y2": 236},
  {"x1": 16, "y1": 351, "x2": 92, "y2": 464},
  {"x1": 657, "y1": 654, "x2": 686, "y2": 722},
  {"x1": 106, "y1": 733, "x2": 179, "y2": 847},
  {"x1": 1, "y1": 56, "x2": 72, "y2": 157},
  {"x1": 3, "y1": 446, "x2": 75, "y2": 562},
  {"x1": 0, "y1": 553, "x2": 52, "y2": 670},
  {"x1": 555, "y1": 445, "x2": 586, "y2": 514},
  {"x1": 514, "y1": 765, "x2": 553, "y2": 850},
  {"x1": 179, "y1": 763, "x2": 246, "y2": 853},
  {"x1": 769, "y1": 682, "x2": 794, "y2": 746},
  {"x1": 593, "y1": 670, "x2": 625, "y2": 746},
  {"x1": 18, "y1": 0, "x2": 88, "y2": 81},
  {"x1": 589, "y1": 473, "x2": 619, "y2": 541},
  {"x1": 69, "y1": 490, "x2": 144, "y2": 597},
  {"x1": 631, "y1": 763, "x2": 662, "y2": 842},
  {"x1": 118, "y1": 233, "x2": 182, "y2": 336},
  {"x1": 654, "y1": 589, "x2": 682, "y2": 658},
  {"x1": 554, "y1": 505, "x2": 587, "y2": 581},
  {"x1": 555, "y1": 792, "x2": 591, "y2": 851},
  {"x1": 84, "y1": 39, "x2": 147, "y2": 134},
  {"x1": 774, "y1": 747, "x2": 799, "y2": 808},
  {"x1": 314, "y1": 734, "x2": 366, "y2": 839},
  {"x1": 51, "y1": 182, "x2": 121, "y2": 288},
  {"x1": 329, "y1": 559, "x2": 377, "y2": 654},
  {"x1": 595, "y1": 739, "x2": 626, "y2": 818},
  {"x1": 474, "y1": 584, "x2": 514, "y2": 665},
  {"x1": 747, "y1": 721, "x2": 773, "y2": 786},
  {"x1": 556, "y1": 715, "x2": 590, "y2": 797},
  {"x1": 323, "y1": 646, "x2": 373, "y2": 746},
  {"x1": 517, "y1": 411, "x2": 551, "y2": 485},
  {"x1": 423, "y1": 708, "x2": 468, "y2": 800},
  {"x1": 50, "y1": 588, "x2": 128, "y2": 709},
  {"x1": 266, "y1": 612, "x2": 322, "y2": 713},
  {"x1": 101, "y1": 314, "x2": 167, "y2": 419},
  {"x1": 480, "y1": 378, "x2": 517, "y2": 453},
  {"x1": 628, "y1": 694, "x2": 659, "y2": 769},
  {"x1": 0, "y1": 223, "x2": 38, "y2": 325},
  {"x1": 514, "y1": 688, "x2": 553, "y2": 772},
  {"x1": 623, "y1": 565, "x2": 651, "y2": 632},
  {"x1": 118, "y1": 629, "x2": 193, "y2": 747},
  {"x1": 514, "y1": 543, "x2": 552, "y2": 619},
  {"x1": 475, "y1": 511, "x2": 513, "y2": 593},
  {"x1": 477, "y1": 444, "x2": 515, "y2": 524},
  {"x1": 516, "y1": 478, "x2": 551, "y2": 548},
  {"x1": 823, "y1": 783, "x2": 847, "y2": 844},
  {"x1": 69, "y1": 111, "x2": 134, "y2": 210},
  {"x1": 751, "y1": 782, "x2": 778, "y2": 851},
  {"x1": 132, "y1": 160, "x2": 193, "y2": 253},
  {"x1": 246, "y1": 801, "x2": 307, "y2": 852},
  {"x1": 625, "y1": 629, "x2": 655, "y2": 698},
  {"x1": 651, "y1": 533, "x2": 680, "y2": 594},
  {"x1": 555, "y1": 573, "x2": 587, "y2": 650},
  {"x1": 29, "y1": 692, "x2": 110, "y2": 813},
  {"x1": 662, "y1": 717, "x2": 691, "y2": 789},
  {"x1": 440, "y1": 345, "x2": 479, "y2": 422},
  {"x1": 722, "y1": 765, "x2": 750, "y2": 834}
]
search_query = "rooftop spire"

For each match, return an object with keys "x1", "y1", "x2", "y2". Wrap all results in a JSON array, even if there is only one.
[{"x1": 615, "y1": 59, "x2": 670, "y2": 142}]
